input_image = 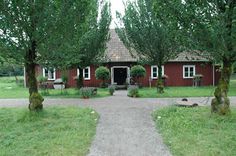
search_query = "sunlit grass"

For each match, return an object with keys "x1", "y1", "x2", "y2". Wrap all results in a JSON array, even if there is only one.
[
  {"x1": 0, "y1": 107, "x2": 99, "y2": 156},
  {"x1": 153, "y1": 106, "x2": 236, "y2": 156},
  {"x1": 0, "y1": 76, "x2": 109, "y2": 98},
  {"x1": 139, "y1": 75, "x2": 236, "y2": 98}
]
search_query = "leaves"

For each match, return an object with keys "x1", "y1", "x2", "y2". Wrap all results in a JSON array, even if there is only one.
[{"x1": 116, "y1": 0, "x2": 180, "y2": 67}]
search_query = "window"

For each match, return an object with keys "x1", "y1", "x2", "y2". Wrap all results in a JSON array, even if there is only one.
[
  {"x1": 183, "y1": 65, "x2": 195, "y2": 78},
  {"x1": 43, "y1": 68, "x2": 56, "y2": 80},
  {"x1": 151, "y1": 65, "x2": 164, "y2": 79},
  {"x1": 77, "y1": 67, "x2": 91, "y2": 80}
]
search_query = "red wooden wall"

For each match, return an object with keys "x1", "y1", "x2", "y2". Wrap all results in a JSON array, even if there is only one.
[
  {"x1": 30, "y1": 62, "x2": 220, "y2": 88},
  {"x1": 139, "y1": 62, "x2": 220, "y2": 87}
]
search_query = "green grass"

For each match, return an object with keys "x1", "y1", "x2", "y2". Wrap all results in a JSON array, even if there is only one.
[
  {"x1": 153, "y1": 106, "x2": 236, "y2": 156},
  {"x1": 138, "y1": 76, "x2": 236, "y2": 98},
  {"x1": 0, "y1": 76, "x2": 109, "y2": 98},
  {"x1": 0, "y1": 107, "x2": 98, "y2": 156}
]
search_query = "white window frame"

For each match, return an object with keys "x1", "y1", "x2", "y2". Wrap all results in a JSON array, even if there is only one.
[
  {"x1": 183, "y1": 65, "x2": 196, "y2": 79},
  {"x1": 151, "y1": 65, "x2": 164, "y2": 79},
  {"x1": 77, "y1": 66, "x2": 91, "y2": 80},
  {"x1": 43, "y1": 68, "x2": 56, "y2": 80}
]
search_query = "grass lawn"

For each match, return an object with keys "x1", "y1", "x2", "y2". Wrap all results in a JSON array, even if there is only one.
[
  {"x1": 138, "y1": 76, "x2": 236, "y2": 98},
  {"x1": 153, "y1": 106, "x2": 236, "y2": 156},
  {"x1": 0, "y1": 76, "x2": 109, "y2": 98},
  {"x1": 0, "y1": 107, "x2": 98, "y2": 156}
]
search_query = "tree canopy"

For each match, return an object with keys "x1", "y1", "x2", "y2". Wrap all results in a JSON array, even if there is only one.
[
  {"x1": 153, "y1": 0, "x2": 236, "y2": 114},
  {"x1": 0, "y1": 0, "x2": 111, "y2": 111},
  {"x1": 116, "y1": 0, "x2": 180, "y2": 93}
]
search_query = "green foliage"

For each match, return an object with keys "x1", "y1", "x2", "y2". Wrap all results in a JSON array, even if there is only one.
[
  {"x1": 108, "y1": 85, "x2": 116, "y2": 95},
  {"x1": 130, "y1": 65, "x2": 146, "y2": 79},
  {"x1": 152, "y1": 0, "x2": 236, "y2": 113},
  {"x1": 153, "y1": 106, "x2": 236, "y2": 156},
  {"x1": 116, "y1": 0, "x2": 180, "y2": 65},
  {"x1": 0, "y1": 62, "x2": 23, "y2": 76},
  {"x1": 233, "y1": 63, "x2": 236, "y2": 73},
  {"x1": 116, "y1": 0, "x2": 180, "y2": 93},
  {"x1": 169, "y1": 1, "x2": 236, "y2": 63},
  {"x1": 61, "y1": 74, "x2": 68, "y2": 84},
  {"x1": 79, "y1": 87, "x2": 96, "y2": 99},
  {"x1": 37, "y1": 75, "x2": 47, "y2": 84},
  {"x1": 95, "y1": 66, "x2": 110, "y2": 88},
  {"x1": 73, "y1": 3, "x2": 112, "y2": 68},
  {"x1": 95, "y1": 66, "x2": 110, "y2": 81},
  {"x1": 127, "y1": 85, "x2": 139, "y2": 97},
  {"x1": 0, "y1": 107, "x2": 98, "y2": 156},
  {"x1": 0, "y1": 0, "x2": 111, "y2": 109}
]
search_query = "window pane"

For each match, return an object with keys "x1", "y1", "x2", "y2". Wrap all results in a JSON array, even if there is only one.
[
  {"x1": 44, "y1": 69, "x2": 48, "y2": 77},
  {"x1": 185, "y1": 72, "x2": 188, "y2": 77},
  {"x1": 84, "y1": 68, "x2": 88, "y2": 74},
  {"x1": 190, "y1": 67, "x2": 193, "y2": 72},
  {"x1": 153, "y1": 67, "x2": 157, "y2": 72},
  {"x1": 190, "y1": 72, "x2": 193, "y2": 77},
  {"x1": 153, "y1": 73, "x2": 157, "y2": 78},
  {"x1": 190, "y1": 67, "x2": 194, "y2": 77},
  {"x1": 184, "y1": 67, "x2": 188, "y2": 77},
  {"x1": 152, "y1": 67, "x2": 157, "y2": 78}
]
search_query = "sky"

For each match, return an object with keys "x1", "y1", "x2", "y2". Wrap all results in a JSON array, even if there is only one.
[{"x1": 109, "y1": 0, "x2": 126, "y2": 28}]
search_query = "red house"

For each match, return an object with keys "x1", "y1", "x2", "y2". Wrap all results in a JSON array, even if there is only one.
[{"x1": 28, "y1": 30, "x2": 220, "y2": 88}]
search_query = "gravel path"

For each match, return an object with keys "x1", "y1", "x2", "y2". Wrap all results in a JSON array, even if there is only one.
[{"x1": 0, "y1": 91, "x2": 236, "y2": 156}]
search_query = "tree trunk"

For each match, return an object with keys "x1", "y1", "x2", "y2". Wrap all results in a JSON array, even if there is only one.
[
  {"x1": 25, "y1": 40, "x2": 43, "y2": 111},
  {"x1": 157, "y1": 65, "x2": 164, "y2": 94},
  {"x1": 77, "y1": 67, "x2": 84, "y2": 89},
  {"x1": 211, "y1": 60, "x2": 232, "y2": 115}
]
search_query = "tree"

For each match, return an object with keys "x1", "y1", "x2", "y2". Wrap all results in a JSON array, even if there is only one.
[
  {"x1": 116, "y1": 0, "x2": 180, "y2": 93},
  {"x1": 154, "y1": 0, "x2": 236, "y2": 115},
  {"x1": 60, "y1": 2, "x2": 111, "y2": 89},
  {"x1": 95, "y1": 66, "x2": 110, "y2": 88},
  {"x1": 0, "y1": 0, "x2": 99, "y2": 111},
  {"x1": 130, "y1": 65, "x2": 146, "y2": 86}
]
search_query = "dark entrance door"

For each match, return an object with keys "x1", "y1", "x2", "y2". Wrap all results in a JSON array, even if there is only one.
[{"x1": 114, "y1": 68, "x2": 127, "y2": 85}]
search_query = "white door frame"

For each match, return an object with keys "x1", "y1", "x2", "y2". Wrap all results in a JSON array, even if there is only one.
[{"x1": 111, "y1": 66, "x2": 130, "y2": 85}]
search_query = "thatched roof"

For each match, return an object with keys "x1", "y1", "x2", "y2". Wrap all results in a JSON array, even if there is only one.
[
  {"x1": 105, "y1": 29, "x2": 137, "y2": 62},
  {"x1": 105, "y1": 29, "x2": 209, "y2": 63}
]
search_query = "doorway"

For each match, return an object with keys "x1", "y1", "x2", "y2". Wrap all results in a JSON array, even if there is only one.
[{"x1": 111, "y1": 66, "x2": 130, "y2": 85}]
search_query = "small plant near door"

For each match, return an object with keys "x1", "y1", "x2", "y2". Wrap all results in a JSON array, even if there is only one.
[
  {"x1": 95, "y1": 66, "x2": 110, "y2": 88},
  {"x1": 127, "y1": 85, "x2": 139, "y2": 97},
  {"x1": 80, "y1": 87, "x2": 93, "y2": 99},
  {"x1": 130, "y1": 65, "x2": 146, "y2": 87},
  {"x1": 108, "y1": 85, "x2": 116, "y2": 95}
]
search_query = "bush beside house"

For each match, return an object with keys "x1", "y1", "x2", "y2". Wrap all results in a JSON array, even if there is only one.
[
  {"x1": 127, "y1": 85, "x2": 139, "y2": 97},
  {"x1": 130, "y1": 65, "x2": 146, "y2": 87},
  {"x1": 95, "y1": 66, "x2": 110, "y2": 88}
]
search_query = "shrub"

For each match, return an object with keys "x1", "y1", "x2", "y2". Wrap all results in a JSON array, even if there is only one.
[
  {"x1": 130, "y1": 65, "x2": 146, "y2": 86},
  {"x1": 37, "y1": 75, "x2": 47, "y2": 84},
  {"x1": 61, "y1": 74, "x2": 68, "y2": 84},
  {"x1": 127, "y1": 85, "x2": 139, "y2": 97},
  {"x1": 80, "y1": 87, "x2": 96, "y2": 99},
  {"x1": 95, "y1": 66, "x2": 110, "y2": 88},
  {"x1": 37, "y1": 75, "x2": 49, "y2": 95},
  {"x1": 108, "y1": 85, "x2": 116, "y2": 95}
]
